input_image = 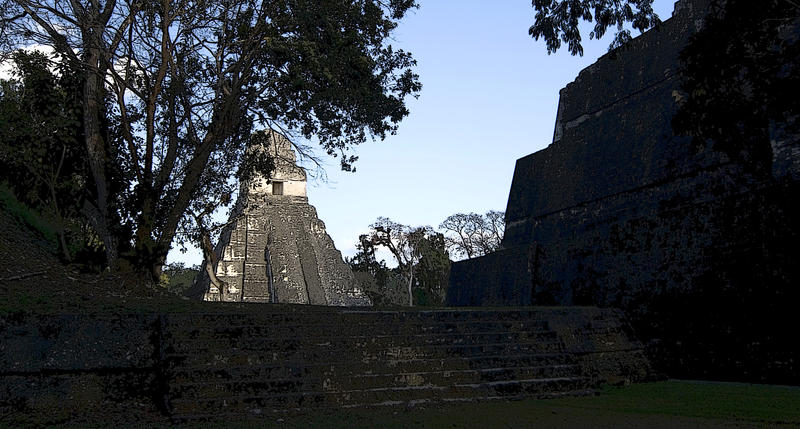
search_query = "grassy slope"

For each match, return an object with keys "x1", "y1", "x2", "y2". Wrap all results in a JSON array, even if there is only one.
[{"x1": 0, "y1": 191, "x2": 206, "y2": 315}]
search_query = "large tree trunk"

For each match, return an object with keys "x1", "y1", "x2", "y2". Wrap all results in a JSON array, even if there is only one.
[
  {"x1": 82, "y1": 46, "x2": 117, "y2": 268},
  {"x1": 137, "y1": 190, "x2": 170, "y2": 283},
  {"x1": 156, "y1": 95, "x2": 242, "y2": 270}
]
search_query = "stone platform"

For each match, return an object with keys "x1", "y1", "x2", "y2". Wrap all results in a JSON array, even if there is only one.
[{"x1": 1, "y1": 306, "x2": 650, "y2": 423}]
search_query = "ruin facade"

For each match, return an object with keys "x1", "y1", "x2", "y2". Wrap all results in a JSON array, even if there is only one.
[
  {"x1": 198, "y1": 131, "x2": 370, "y2": 306},
  {"x1": 446, "y1": 0, "x2": 800, "y2": 382},
  {"x1": 447, "y1": 0, "x2": 799, "y2": 307}
]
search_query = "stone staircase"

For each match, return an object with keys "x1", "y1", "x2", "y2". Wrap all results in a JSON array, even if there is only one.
[{"x1": 160, "y1": 307, "x2": 644, "y2": 420}]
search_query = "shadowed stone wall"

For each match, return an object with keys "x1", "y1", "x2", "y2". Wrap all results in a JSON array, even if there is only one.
[
  {"x1": 447, "y1": 0, "x2": 800, "y2": 383},
  {"x1": 1, "y1": 307, "x2": 650, "y2": 423}
]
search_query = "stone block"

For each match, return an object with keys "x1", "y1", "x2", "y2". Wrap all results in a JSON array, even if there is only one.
[
  {"x1": 216, "y1": 260, "x2": 243, "y2": 278},
  {"x1": 244, "y1": 262, "x2": 268, "y2": 283},
  {"x1": 222, "y1": 243, "x2": 245, "y2": 261},
  {"x1": 245, "y1": 232, "x2": 268, "y2": 261}
]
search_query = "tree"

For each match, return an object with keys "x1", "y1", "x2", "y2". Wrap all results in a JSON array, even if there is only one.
[
  {"x1": 529, "y1": 0, "x2": 660, "y2": 56},
  {"x1": 672, "y1": 0, "x2": 800, "y2": 172},
  {"x1": 0, "y1": 50, "x2": 88, "y2": 261},
  {"x1": 439, "y1": 212, "x2": 482, "y2": 259},
  {"x1": 356, "y1": 217, "x2": 449, "y2": 306},
  {"x1": 1, "y1": 0, "x2": 421, "y2": 281},
  {"x1": 412, "y1": 230, "x2": 450, "y2": 306},
  {"x1": 160, "y1": 262, "x2": 200, "y2": 296},
  {"x1": 357, "y1": 217, "x2": 421, "y2": 306},
  {"x1": 439, "y1": 210, "x2": 505, "y2": 260}
]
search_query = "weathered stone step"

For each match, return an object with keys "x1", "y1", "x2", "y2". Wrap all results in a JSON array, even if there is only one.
[
  {"x1": 168, "y1": 351, "x2": 576, "y2": 382},
  {"x1": 338, "y1": 364, "x2": 582, "y2": 391},
  {"x1": 169, "y1": 387, "x2": 598, "y2": 422},
  {"x1": 167, "y1": 364, "x2": 582, "y2": 400},
  {"x1": 167, "y1": 340, "x2": 564, "y2": 368},
  {"x1": 167, "y1": 319, "x2": 552, "y2": 339},
  {"x1": 167, "y1": 376, "x2": 590, "y2": 417},
  {"x1": 168, "y1": 390, "x2": 326, "y2": 417},
  {"x1": 165, "y1": 330, "x2": 560, "y2": 353},
  {"x1": 168, "y1": 377, "x2": 323, "y2": 400},
  {"x1": 165, "y1": 309, "x2": 555, "y2": 328},
  {"x1": 327, "y1": 376, "x2": 590, "y2": 407}
]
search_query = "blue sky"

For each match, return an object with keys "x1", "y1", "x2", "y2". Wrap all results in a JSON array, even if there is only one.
[{"x1": 169, "y1": 0, "x2": 678, "y2": 266}]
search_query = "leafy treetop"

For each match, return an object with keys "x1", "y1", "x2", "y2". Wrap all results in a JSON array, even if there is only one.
[
  {"x1": 529, "y1": 0, "x2": 660, "y2": 56},
  {"x1": 0, "y1": 0, "x2": 421, "y2": 280}
]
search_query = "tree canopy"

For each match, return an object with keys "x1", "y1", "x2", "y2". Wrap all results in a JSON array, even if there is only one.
[
  {"x1": 351, "y1": 217, "x2": 449, "y2": 306},
  {"x1": 439, "y1": 211, "x2": 504, "y2": 260},
  {"x1": 529, "y1": 0, "x2": 660, "y2": 56},
  {"x1": 0, "y1": 0, "x2": 421, "y2": 280},
  {"x1": 0, "y1": 51, "x2": 89, "y2": 262}
]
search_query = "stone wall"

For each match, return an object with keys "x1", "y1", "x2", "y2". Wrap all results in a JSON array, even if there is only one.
[
  {"x1": 504, "y1": 0, "x2": 717, "y2": 245},
  {"x1": 446, "y1": 0, "x2": 800, "y2": 383},
  {"x1": 0, "y1": 314, "x2": 164, "y2": 423},
  {"x1": 0, "y1": 306, "x2": 651, "y2": 424}
]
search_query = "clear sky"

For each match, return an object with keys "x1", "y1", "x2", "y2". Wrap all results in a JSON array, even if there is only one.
[{"x1": 168, "y1": 0, "x2": 678, "y2": 266}]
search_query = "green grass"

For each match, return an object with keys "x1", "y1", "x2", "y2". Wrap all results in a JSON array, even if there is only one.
[
  {"x1": 567, "y1": 380, "x2": 800, "y2": 423},
  {"x1": 0, "y1": 182, "x2": 59, "y2": 247},
  {"x1": 191, "y1": 380, "x2": 800, "y2": 429}
]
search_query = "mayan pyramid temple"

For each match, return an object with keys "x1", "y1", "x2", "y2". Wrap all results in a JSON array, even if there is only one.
[{"x1": 198, "y1": 131, "x2": 370, "y2": 306}]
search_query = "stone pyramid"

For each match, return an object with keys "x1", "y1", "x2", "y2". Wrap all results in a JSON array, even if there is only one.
[{"x1": 200, "y1": 131, "x2": 370, "y2": 306}]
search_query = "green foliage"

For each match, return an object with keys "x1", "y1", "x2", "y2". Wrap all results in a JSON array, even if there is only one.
[
  {"x1": 235, "y1": 131, "x2": 277, "y2": 184},
  {"x1": 0, "y1": 182, "x2": 58, "y2": 248},
  {"x1": 351, "y1": 268, "x2": 408, "y2": 307},
  {"x1": 412, "y1": 230, "x2": 449, "y2": 306},
  {"x1": 672, "y1": 0, "x2": 800, "y2": 171},
  {"x1": 161, "y1": 262, "x2": 200, "y2": 296},
  {"x1": 2, "y1": 0, "x2": 421, "y2": 279},
  {"x1": 349, "y1": 217, "x2": 450, "y2": 306},
  {"x1": 439, "y1": 211, "x2": 504, "y2": 260},
  {"x1": 0, "y1": 51, "x2": 105, "y2": 266},
  {"x1": 529, "y1": 0, "x2": 660, "y2": 56},
  {"x1": 0, "y1": 51, "x2": 85, "y2": 211}
]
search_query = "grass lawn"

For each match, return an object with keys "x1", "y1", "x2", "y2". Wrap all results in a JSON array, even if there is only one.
[{"x1": 193, "y1": 380, "x2": 800, "y2": 429}]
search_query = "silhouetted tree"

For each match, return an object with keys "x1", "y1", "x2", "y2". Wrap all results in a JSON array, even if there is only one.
[
  {"x1": 0, "y1": 0, "x2": 421, "y2": 281},
  {"x1": 0, "y1": 51, "x2": 88, "y2": 261},
  {"x1": 529, "y1": 0, "x2": 660, "y2": 56},
  {"x1": 354, "y1": 217, "x2": 449, "y2": 306},
  {"x1": 440, "y1": 210, "x2": 505, "y2": 260}
]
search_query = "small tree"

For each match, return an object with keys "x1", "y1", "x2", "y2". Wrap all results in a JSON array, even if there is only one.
[
  {"x1": 358, "y1": 218, "x2": 420, "y2": 306},
  {"x1": 412, "y1": 230, "x2": 450, "y2": 306},
  {"x1": 356, "y1": 217, "x2": 450, "y2": 306},
  {"x1": 161, "y1": 262, "x2": 200, "y2": 296},
  {"x1": 440, "y1": 210, "x2": 505, "y2": 261},
  {"x1": 439, "y1": 212, "x2": 483, "y2": 259}
]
